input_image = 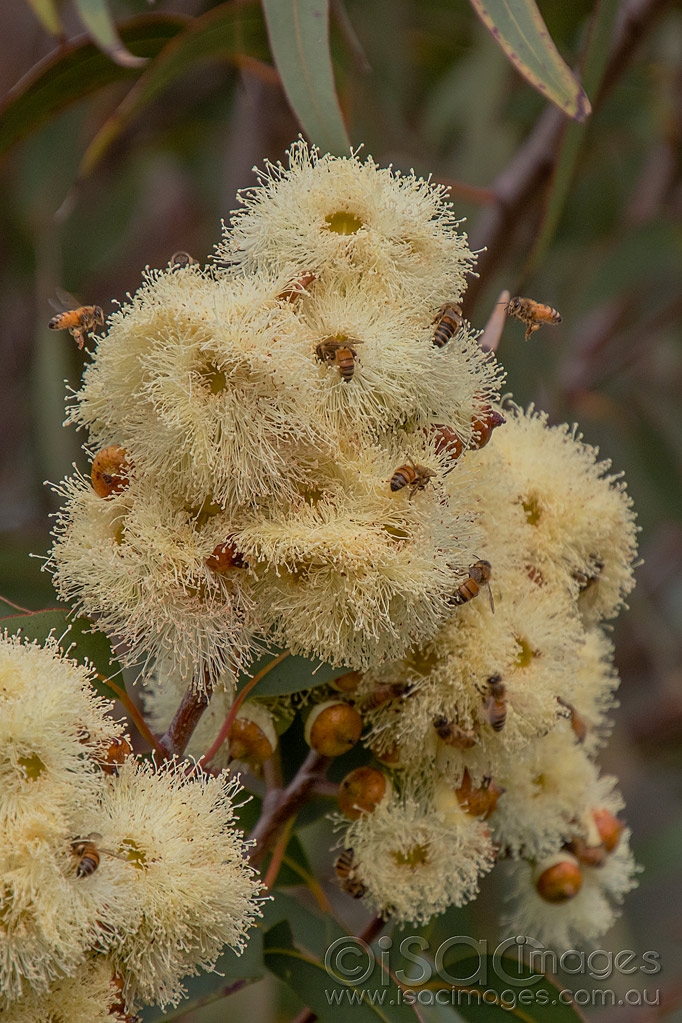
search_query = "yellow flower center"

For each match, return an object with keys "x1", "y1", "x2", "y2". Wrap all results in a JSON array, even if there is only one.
[
  {"x1": 392, "y1": 844, "x2": 429, "y2": 868},
  {"x1": 17, "y1": 752, "x2": 46, "y2": 779},
  {"x1": 522, "y1": 496, "x2": 542, "y2": 525},
  {"x1": 325, "y1": 211, "x2": 363, "y2": 235}
]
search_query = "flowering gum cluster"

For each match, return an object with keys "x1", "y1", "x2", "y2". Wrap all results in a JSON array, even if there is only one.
[
  {"x1": 48, "y1": 141, "x2": 639, "y2": 947},
  {"x1": 0, "y1": 635, "x2": 261, "y2": 1018}
]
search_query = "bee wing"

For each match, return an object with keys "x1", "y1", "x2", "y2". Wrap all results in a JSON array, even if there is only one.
[
  {"x1": 487, "y1": 586, "x2": 496, "y2": 614},
  {"x1": 50, "y1": 286, "x2": 81, "y2": 313}
]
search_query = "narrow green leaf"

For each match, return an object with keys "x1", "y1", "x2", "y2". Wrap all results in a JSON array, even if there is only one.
[
  {"x1": 527, "y1": 0, "x2": 620, "y2": 271},
  {"x1": 140, "y1": 937, "x2": 264, "y2": 1022},
  {"x1": 74, "y1": 0, "x2": 147, "y2": 67},
  {"x1": 430, "y1": 954, "x2": 586, "y2": 1022},
  {"x1": 24, "y1": 0, "x2": 62, "y2": 36},
  {"x1": 0, "y1": 609, "x2": 123, "y2": 699},
  {"x1": 264, "y1": 920, "x2": 419, "y2": 1021},
  {"x1": 237, "y1": 647, "x2": 354, "y2": 697},
  {"x1": 0, "y1": 15, "x2": 189, "y2": 160},
  {"x1": 78, "y1": 1, "x2": 269, "y2": 178},
  {"x1": 261, "y1": 0, "x2": 349, "y2": 155},
  {"x1": 468, "y1": 0, "x2": 591, "y2": 122}
]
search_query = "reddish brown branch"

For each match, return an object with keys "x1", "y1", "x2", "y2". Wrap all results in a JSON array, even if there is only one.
[
  {"x1": 465, "y1": 0, "x2": 673, "y2": 309},
  {"x1": 248, "y1": 749, "x2": 330, "y2": 867},
  {"x1": 158, "y1": 681, "x2": 211, "y2": 759}
]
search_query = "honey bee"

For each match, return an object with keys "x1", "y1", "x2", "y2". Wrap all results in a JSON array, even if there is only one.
[
  {"x1": 450, "y1": 560, "x2": 494, "y2": 612},
  {"x1": 432, "y1": 302, "x2": 464, "y2": 348},
  {"x1": 49, "y1": 298, "x2": 104, "y2": 350},
  {"x1": 278, "y1": 270, "x2": 317, "y2": 301},
  {"x1": 360, "y1": 681, "x2": 412, "y2": 710},
  {"x1": 71, "y1": 833, "x2": 129, "y2": 877},
  {"x1": 506, "y1": 296, "x2": 562, "y2": 341},
  {"x1": 334, "y1": 848, "x2": 367, "y2": 898},
  {"x1": 469, "y1": 406, "x2": 506, "y2": 450},
  {"x1": 170, "y1": 250, "x2": 196, "y2": 269},
  {"x1": 433, "y1": 715, "x2": 478, "y2": 749},
  {"x1": 390, "y1": 460, "x2": 437, "y2": 498},
  {"x1": 483, "y1": 675, "x2": 507, "y2": 732},
  {"x1": 315, "y1": 337, "x2": 363, "y2": 382}
]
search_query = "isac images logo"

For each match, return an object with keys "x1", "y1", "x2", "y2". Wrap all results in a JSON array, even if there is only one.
[{"x1": 323, "y1": 934, "x2": 662, "y2": 1011}]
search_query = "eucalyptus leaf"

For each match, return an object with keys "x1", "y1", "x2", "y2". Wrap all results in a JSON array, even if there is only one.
[
  {"x1": 0, "y1": 609, "x2": 123, "y2": 698},
  {"x1": 264, "y1": 919, "x2": 420, "y2": 1021},
  {"x1": 261, "y1": 0, "x2": 350, "y2": 155},
  {"x1": 74, "y1": 0, "x2": 147, "y2": 67},
  {"x1": 237, "y1": 647, "x2": 354, "y2": 697},
  {"x1": 78, "y1": 2, "x2": 270, "y2": 178},
  {"x1": 468, "y1": 0, "x2": 591, "y2": 121},
  {"x1": 430, "y1": 954, "x2": 586, "y2": 1022},
  {"x1": 0, "y1": 15, "x2": 188, "y2": 159},
  {"x1": 24, "y1": 0, "x2": 62, "y2": 36}
]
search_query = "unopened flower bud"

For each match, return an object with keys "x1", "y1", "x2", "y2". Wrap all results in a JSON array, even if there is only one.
[
  {"x1": 229, "y1": 702, "x2": 277, "y2": 764},
  {"x1": 469, "y1": 405, "x2": 505, "y2": 450},
  {"x1": 96, "y1": 735, "x2": 132, "y2": 774},
  {"x1": 592, "y1": 808, "x2": 624, "y2": 853},
  {"x1": 331, "y1": 670, "x2": 363, "y2": 694},
  {"x1": 91, "y1": 445, "x2": 131, "y2": 498},
  {"x1": 304, "y1": 700, "x2": 362, "y2": 757},
  {"x1": 338, "y1": 766, "x2": 391, "y2": 819},
  {"x1": 534, "y1": 853, "x2": 583, "y2": 903},
  {"x1": 427, "y1": 424, "x2": 464, "y2": 461},
  {"x1": 455, "y1": 768, "x2": 504, "y2": 820}
]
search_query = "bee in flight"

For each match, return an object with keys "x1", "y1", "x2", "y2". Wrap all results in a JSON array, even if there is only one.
[
  {"x1": 432, "y1": 302, "x2": 464, "y2": 348},
  {"x1": 390, "y1": 459, "x2": 437, "y2": 498},
  {"x1": 49, "y1": 288, "x2": 104, "y2": 349},
  {"x1": 334, "y1": 848, "x2": 367, "y2": 899},
  {"x1": 315, "y1": 336, "x2": 363, "y2": 382},
  {"x1": 70, "y1": 833, "x2": 127, "y2": 878},
  {"x1": 506, "y1": 296, "x2": 562, "y2": 341},
  {"x1": 433, "y1": 715, "x2": 478, "y2": 749},
  {"x1": 450, "y1": 559, "x2": 494, "y2": 612},
  {"x1": 483, "y1": 675, "x2": 507, "y2": 732}
]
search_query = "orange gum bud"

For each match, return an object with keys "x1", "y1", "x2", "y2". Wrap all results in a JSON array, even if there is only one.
[
  {"x1": 338, "y1": 766, "x2": 391, "y2": 819},
  {"x1": 91, "y1": 445, "x2": 131, "y2": 498},
  {"x1": 304, "y1": 700, "x2": 363, "y2": 757},
  {"x1": 534, "y1": 854, "x2": 583, "y2": 903}
]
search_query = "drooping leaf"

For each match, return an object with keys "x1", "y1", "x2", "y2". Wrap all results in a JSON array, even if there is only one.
[
  {"x1": 237, "y1": 647, "x2": 355, "y2": 698},
  {"x1": 428, "y1": 954, "x2": 586, "y2": 1022},
  {"x1": 264, "y1": 919, "x2": 420, "y2": 1021},
  {"x1": 261, "y1": 0, "x2": 350, "y2": 155},
  {"x1": 24, "y1": 0, "x2": 62, "y2": 36},
  {"x1": 528, "y1": 0, "x2": 620, "y2": 271},
  {"x1": 0, "y1": 15, "x2": 189, "y2": 160},
  {"x1": 74, "y1": 0, "x2": 147, "y2": 67},
  {"x1": 0, "y1": 609, "x2": 123, "y2": 699},
  {"x1": 467, "y1": 0, "x2": 591, "y2": 122},
  {"x1": 140, "y1": 936, "x2": 264, "y2": 1022},
  {"x1": 78, "y1": 1, "x2": 269, "y2": 178}
]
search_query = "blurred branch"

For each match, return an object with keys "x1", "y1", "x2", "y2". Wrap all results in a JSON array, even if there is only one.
[
  {"x1": 248, "y1": 749, "x2": 330, "y2": 866},
  {"x1": 466, "y1": 0, "x2": 673, "y2": 309},
  {"x1": 158, "y1": 677, "x2": 211, "y2": 758},
  {"x1": 434, "y1": 176, "x2": 496, "y2": 206},
  {"x1": 479, "y1": 289, "x2": 510, "y2": 353}
]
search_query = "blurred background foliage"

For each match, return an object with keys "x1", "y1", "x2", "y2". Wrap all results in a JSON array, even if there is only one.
[{"x1": 1, "y1": 0, "x2": 682, "y2": 1020}]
